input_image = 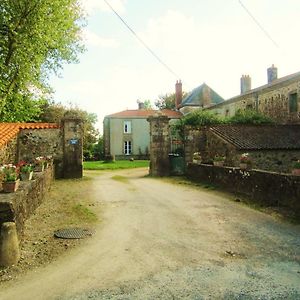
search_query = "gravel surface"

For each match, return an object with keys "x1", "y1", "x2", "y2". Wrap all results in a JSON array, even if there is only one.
[{"x1": 0, "y1": 168, "x2": 299, "y2": 300}]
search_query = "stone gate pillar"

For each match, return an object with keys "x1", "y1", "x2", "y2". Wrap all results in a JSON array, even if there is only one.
[
  {"x1": 62, "y1": 117, "x2": 83, "y2": 179},
  {"x1": 147, "y1": 114, "x2": 170, "y2": 176}
]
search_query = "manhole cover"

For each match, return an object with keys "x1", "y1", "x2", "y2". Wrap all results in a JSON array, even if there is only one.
[{"x1": 54, "y1": 228, "x2": 95, "y2": 239}]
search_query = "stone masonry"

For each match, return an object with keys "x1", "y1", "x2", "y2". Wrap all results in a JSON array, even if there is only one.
[{"x1": 147, "y1": 114, "x2": 170, "y2": 176}]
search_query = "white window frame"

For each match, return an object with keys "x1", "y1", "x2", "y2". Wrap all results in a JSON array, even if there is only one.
[
  {"x1": 124, "y1": 121, "x2": 132, "y2": 134},
  {"x1": 124, "y1": 141, "x2": 132, "y2": 155}
]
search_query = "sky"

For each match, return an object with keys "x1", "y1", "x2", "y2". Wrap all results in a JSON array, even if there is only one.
[{"x1": 49, "y1": 0, "x2": 300, "y2": 132}]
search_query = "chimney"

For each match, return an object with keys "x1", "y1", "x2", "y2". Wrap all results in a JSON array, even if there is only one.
[
  {"x1": 137, "y1": 100, "x2": 145, "y2": 110},
  {"x1": 240, "y1": 75, "x2": 251, "y2": 94},
  {"x1": 175, "y1": 80, "x2": 182, "y2": 109},
  {"x1": 267, "y1": 64, "x2": 278, "y2": 84}
]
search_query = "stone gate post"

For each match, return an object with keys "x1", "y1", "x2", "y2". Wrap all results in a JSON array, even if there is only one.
[
  {"x1": 147, "y1": 114, "x2": 170, "y2": 176},
  {"x1": 62, "y1": 117, "x2": 83, "y2": 179}
]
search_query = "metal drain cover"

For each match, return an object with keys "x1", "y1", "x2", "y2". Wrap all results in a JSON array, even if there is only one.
[{"x1": 54, "y1": 228, "x2": 95, "y2": 239}]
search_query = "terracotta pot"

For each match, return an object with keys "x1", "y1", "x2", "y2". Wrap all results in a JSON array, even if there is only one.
[
  {"x1": 213, "y1": 161, "x2": 224, "y2": 167},
  {"x1": 34, "y1": 164, "x2": 45, "y2": 172},
  {"x1": 20, "y1": 171, "x2": 33, "y2": 181},
  {"x1": 292, "y1": 168, "x2": 300, "y2": 176},
  {"x1": 2, "y1": 179, "x2": 20, "y2": 193},
  {"x1": 240, "y1": 163, "x2": 251, "y2": 170}
]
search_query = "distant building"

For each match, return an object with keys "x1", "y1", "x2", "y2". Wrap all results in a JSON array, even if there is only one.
[
  {"x1": 103, "y1": 107, "x2": 181, "y2": 160},
  {"x1": 207, "y1": 65, "x2": 300, "y2": 124},
  {"x1": 178, "y1": 82, "x2": 224, "y2": 115}
]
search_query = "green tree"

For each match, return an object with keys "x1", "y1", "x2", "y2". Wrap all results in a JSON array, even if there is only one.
[
  {"x1": 92, "y1": 136, "x2": 104, "y2": 161},
  {"x1": 40, "y1": 102, "x2": 99, "y2": 158},
  {"x1": 0, "y1": 0, "x2": 84, "y2": 120},
  {"x1": 143, "y1": 99, "x2": 153, "y2": 110},
  {"x1": 155, "y1": 92, "x2": 187, "y2": 110}
]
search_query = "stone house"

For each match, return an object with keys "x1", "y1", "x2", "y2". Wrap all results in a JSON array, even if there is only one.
[
  {"x1": 185, "y1": 124, "x2": 300, "y2": 173},
  {"x1": 206, "y1": 65, "x2": 300, "y2": 124},
  {"x1": 103, "y1": 106, "x2": 182, "y2": 160}
]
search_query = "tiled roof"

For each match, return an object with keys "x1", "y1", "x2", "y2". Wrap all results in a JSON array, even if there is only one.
[
  {"x1": 210, "y1": 125, "x2": 300, "y2": 150},
  {"x1": 0, "y1": 123, "x2": 59, "y2": 147},
  {"x1": 106, "y1": 109, "x2": 182, "y2": 118},
  {"x1": 179, "y1": 83, "x2": 224, "y2": 108}
]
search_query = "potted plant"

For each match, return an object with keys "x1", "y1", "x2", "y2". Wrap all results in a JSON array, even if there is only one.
[
  {"x1": 45, "y1": 155, "x2": 53, "y2": 168},
  {"x1": 0, "y1": 164, "x2": 20, "y2": 192},
  {"x1": 34, "y1": 156, "x2": 46, "y2": 172},
  {"x1": 193, "y1": 152, "x2": 202, "y2": 164},
  {"x1": 292, "y1": 160, "x2": 300, "y2": 176},
  {"x1": 213, "y1": 155, "x2": 225, "y2": 167},
  {"x1": 240, "y1": 153, "x2": 252, "y2": 170},
  {"x1": 18, "y1": 161, "x2": 34, "y2": 181}
]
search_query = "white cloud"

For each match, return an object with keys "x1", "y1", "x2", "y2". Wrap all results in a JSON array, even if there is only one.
[
  {"x1": 82, "y1": 29, "x2": 119, "y2": 48},
  {"x1": 137, "y1": 8, "x2": 300, "y2": 99},
  {"x1": 80, "y1": 0, "x2": 127, "y2": 15}
]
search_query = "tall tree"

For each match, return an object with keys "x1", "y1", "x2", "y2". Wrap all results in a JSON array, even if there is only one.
[
  {"x1": 40, "y1": 102, "x2": 99, "y2": 158},
  {"x1": 0, "y1": 0, "x2": 84, "y2": 121},
  {"x1": 155, "y1": 92, "x2": 187, "y2": 110}
]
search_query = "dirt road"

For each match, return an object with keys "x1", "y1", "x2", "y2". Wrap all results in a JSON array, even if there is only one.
[{"x1": 0, "y1": 168, "x2": 299, "y2": 299}]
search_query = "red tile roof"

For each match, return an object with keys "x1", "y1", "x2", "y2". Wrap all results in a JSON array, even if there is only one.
[
  {"x1": 0, "y1": 123, "x2": 59, "y2": 147},
  {"x1": 106, "y1": 109, "x2": 182, "y2": 118}
]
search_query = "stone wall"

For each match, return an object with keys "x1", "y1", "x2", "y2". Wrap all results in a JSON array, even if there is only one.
[
  {"x1": 187, "y1": 163, "x2": 300, "y2": 217},
  {"x1": 0, "y1": 138, "x2": 17, "y2": 164},
  {"x1": 62, "y1": 118, "x2": 83, "y2": 179},
  {"x1": 18, "y1": 128, "x2": 63, "y2": 178},
  {"x1": 0, "y1": 165, "x2": 54, "y2": 239},
  {"x1": 148, "y1": 115, "x2": 170, "y2": 176},
  {"x1": 183, "y1": 127, "x2": 300, "y2": 173}
]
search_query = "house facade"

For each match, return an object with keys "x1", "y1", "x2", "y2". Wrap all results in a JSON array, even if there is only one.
[
  {"x1": 103, "y1": 108, "x2": 182, "y2": 160},
  {"x1": 206, "y1": 65, "x2": 300, "y2": 124}
]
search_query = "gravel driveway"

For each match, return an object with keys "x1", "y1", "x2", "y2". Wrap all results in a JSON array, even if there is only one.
[{"x1": 1, "y1": 168, "x2": 299, "y2": 299}]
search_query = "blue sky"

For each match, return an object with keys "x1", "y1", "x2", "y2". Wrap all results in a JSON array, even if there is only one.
[{"x1": 49, "y1": 0, "x2": 300, "y2": 131}]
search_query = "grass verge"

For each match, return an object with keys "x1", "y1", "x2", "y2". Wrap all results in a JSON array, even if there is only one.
[{"x1": 83, "y1": 160, "x2": 149, "y2": 170}]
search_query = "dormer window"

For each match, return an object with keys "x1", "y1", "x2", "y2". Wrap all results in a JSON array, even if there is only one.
[{"x1": 124, "y1": 121, "x2": 131, "y2": 133}]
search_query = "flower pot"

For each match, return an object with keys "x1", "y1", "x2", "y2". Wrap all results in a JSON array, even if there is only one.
[
  {"x1": 2, "y1": 179, "x2": 20, "y2": 193},
  {"x1": 240, "y1": 163, "x2": 251, "y2": 170},
  {"x1": 213, "y1": 161, "x2": 224, "y2": 167},
  {"x1": 292, "y1": 168, "x2": 300, "y2": 176},
  {"x1": 193, "y1": 159, "x2": 201, "y2": 164},
  {"x1": 20, "y1": 171, "x2": 33, "y2": 181},
  {"x1": 34, "y1": 164, "x2": 44, "y2": 172}
]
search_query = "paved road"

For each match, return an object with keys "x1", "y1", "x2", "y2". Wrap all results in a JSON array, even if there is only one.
[{"x1": 1, "y1": 168, "x2": 300, "y2": 299}]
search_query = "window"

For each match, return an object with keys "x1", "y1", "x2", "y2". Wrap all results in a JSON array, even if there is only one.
[
  {"x1": 124, "y1": 141, "x2": 132, "y2": 155},
  {"x1": 289, "y1": 93, "x2": 298, "y2": 112},
  {"x1": 124, "y1": 121, "x2": 131, "y2": 133}
]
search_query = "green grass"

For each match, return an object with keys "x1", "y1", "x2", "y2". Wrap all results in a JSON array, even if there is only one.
[
  {"x1": 83, "y1": 160, "x2": 149, "y2": 170},
  {"x1": 72, "y1": 203, "x2": 98, "y2": 223}
]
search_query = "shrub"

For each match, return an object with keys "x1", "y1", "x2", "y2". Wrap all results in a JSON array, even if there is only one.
[
  {"x1": 227, "y1": 109, "x2": 274, "y2": 125},
  {"x1": 293, "y1": 160, "x2": 300, "y2": 169},
  {"x1": 181, "y1": 110, "x2": 224, "y2": 127}
]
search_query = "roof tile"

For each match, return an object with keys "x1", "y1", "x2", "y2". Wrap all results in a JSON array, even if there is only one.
[
  {"x1": 0, "y1": 123, "x2": 59, "y2": 147},
  {"x1": 210, "y1": 125, "x2": 300, "y2": 150}
]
